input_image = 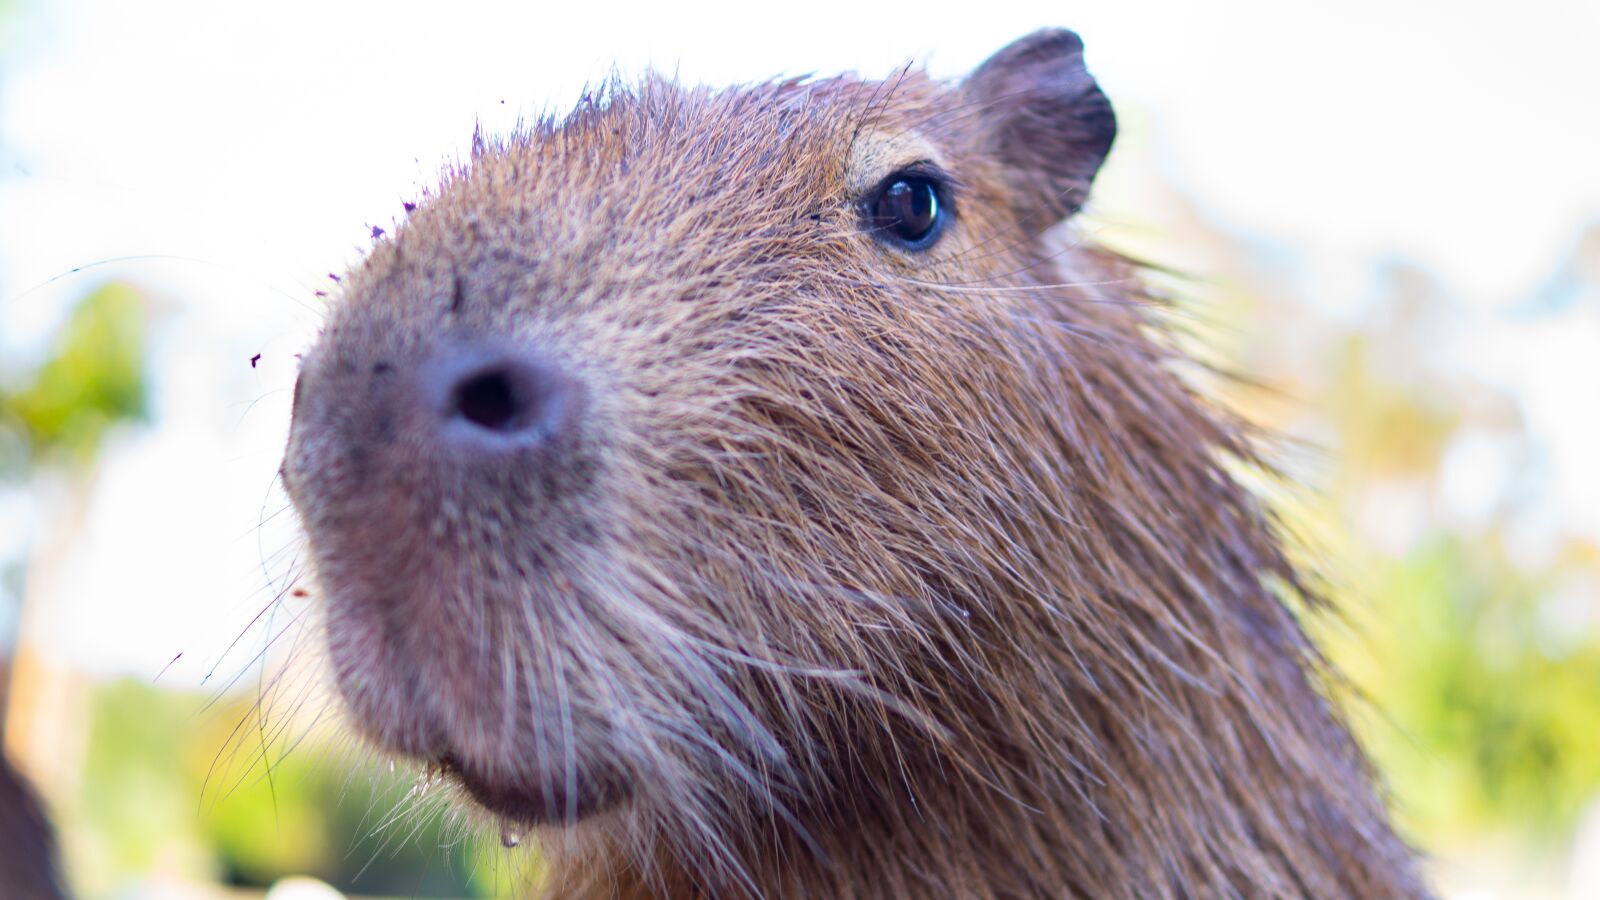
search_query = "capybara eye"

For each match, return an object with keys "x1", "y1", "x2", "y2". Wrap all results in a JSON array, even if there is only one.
[{"x1": 868, "y1": 174, "x2": 944, "y2": 248}]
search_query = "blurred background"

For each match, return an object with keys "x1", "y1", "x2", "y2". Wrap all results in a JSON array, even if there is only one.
[{"x1": 1, "y1": 1, "x2": 1596, "y2": 897}]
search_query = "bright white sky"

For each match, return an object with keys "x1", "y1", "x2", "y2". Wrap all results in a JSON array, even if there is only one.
[{"x1": 0, "y1": 0, "x2": 1597, "y2": 684}]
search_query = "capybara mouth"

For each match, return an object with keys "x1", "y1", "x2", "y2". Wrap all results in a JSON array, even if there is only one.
[
  {"x1": 436, "y1": 752, "x2": 628, "y2": 827},
  {"x1": 327, "y1": 619, "x2": 632, "y2": 826},
  {"x1": 314, "y1": 573, "x2": 630, "y2": 828}
]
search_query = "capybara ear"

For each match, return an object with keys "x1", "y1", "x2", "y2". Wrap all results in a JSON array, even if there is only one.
[{"x1": 963, "y1": 29, "x2": 1116, "y2": 230}]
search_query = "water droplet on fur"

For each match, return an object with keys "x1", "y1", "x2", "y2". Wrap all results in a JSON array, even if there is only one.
[{"x1": 500, "y1": 825, "x2": 522, "y2": 848}]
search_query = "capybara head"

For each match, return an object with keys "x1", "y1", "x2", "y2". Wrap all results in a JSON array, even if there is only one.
[{"x1": 282, "y1": 29, "x2": 1424, "y2": 899}]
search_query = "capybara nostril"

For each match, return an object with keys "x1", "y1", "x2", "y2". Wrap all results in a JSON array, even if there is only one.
[
  {"x1": 431, "y1": 346, "x2": 576, "y2": 446},
  {"x1": 452, "y1": 366, "x2": 532, "y2": 432}
]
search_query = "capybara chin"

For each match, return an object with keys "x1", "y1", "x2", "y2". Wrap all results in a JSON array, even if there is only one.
[{"x1": 281, "y1": 29, "x2": 1427, "y2": 898}]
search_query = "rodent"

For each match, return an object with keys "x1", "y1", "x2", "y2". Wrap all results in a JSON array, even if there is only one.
[{"x1": 280, "y1": 29, "x2": 1428, "y2": 899}]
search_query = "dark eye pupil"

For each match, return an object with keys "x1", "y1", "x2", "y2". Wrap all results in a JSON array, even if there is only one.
[{"x1": 872, "y1": 178, "x2": 940, "y2": 244}]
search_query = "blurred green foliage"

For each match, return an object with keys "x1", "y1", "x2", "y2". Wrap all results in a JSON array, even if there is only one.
[
  {"x1": 1237, "y1": 254, "x2": 1600, "y2": 867},
  {"x1": 1339, "y1": 537, "x2": 1600, "y2": 841},
  {"x1": 0, "y1": 281, "x2": 149, "y2": 474},
  {"x1": 71, "y1": 679, "x2": 515, "y2": 897}
]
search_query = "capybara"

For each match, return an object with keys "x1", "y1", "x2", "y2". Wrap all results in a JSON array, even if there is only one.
[{"x1": 281, "y1": 29, "x2": 1426, "y2": 898}]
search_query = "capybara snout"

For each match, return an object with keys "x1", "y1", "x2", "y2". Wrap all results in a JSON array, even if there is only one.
[{"x1": 291, "y1": 333, "x2": 587, "y2": 492}]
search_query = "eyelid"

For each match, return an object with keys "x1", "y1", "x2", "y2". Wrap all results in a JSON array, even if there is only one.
[{"x1": 866, "y1": 161, "x2": 961, "y2": 200}]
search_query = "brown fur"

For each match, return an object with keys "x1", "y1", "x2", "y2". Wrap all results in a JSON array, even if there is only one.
[{"x1": 282, "y1": 30, "x2": 1426, "y2": 898}]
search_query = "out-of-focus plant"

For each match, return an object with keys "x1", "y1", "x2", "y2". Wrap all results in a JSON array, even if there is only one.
[
  {"x1": 1336, "y1": 537, "x2": 1600, "y2": 842},
  {"x1": 1227, "y1": 244, "x2": 1600, "y2": 867},
  {"x1": 0, "y1": 281, "x2": 149, "y2": 475},
  {"x1": 76, "y1": 678, "x2": 508, "y2": 897}
]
